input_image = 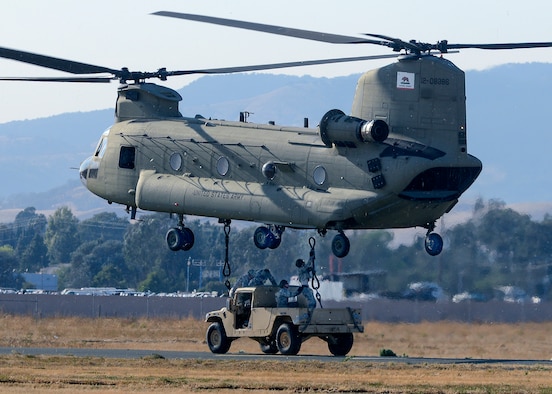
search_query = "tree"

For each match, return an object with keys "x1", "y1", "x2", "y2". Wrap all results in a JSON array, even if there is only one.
[
  {"x1": 13, "y1": 207, "x2": 48, "y2": 270},
  {"x1": 63, "y1": 239, "x2": 127, "y2": 289},
  {"x1": 139, "y1": 270, "x2": 168, "y2": 293},
  {"x1": 89, "y1": 240, "x2": 128, "y2": 287},
  {"x1": 17, "y1": 233, "x2": 49, "y2": 272},
  {"x1": 123, "y1": 213, "x2": 186, "y2": 290},
  {"x1": 44, "y1": 207, "x2": 80, "y2": 265},
  {"x1": 78, "y1": 212, "x2": 129, "y2": 243},
  {"x1": 344, "y1": 230, "x2": 394, "y2": 272},
  {"x1": 0, "y1": 245, "x2": 23, "y2": 288}
]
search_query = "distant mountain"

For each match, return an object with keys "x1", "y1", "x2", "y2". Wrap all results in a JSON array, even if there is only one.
[
  {"x1": 179, "y1": 73, "x2": 359, "y2": 126},
  {"x1": 0, "y1": 110, "x2": 113, "y2": 197},
  {"x1": 0, "y1": 65, "x2": 551, "y2": 222},
  {"x1": 465, "y1": 63, "x2": 552, "y2": 204}
]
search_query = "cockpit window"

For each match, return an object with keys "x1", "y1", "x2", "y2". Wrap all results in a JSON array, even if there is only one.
[
  {"x1": 119, "y1": 146, "x2": 135, "y2": 169},
  {"x1": 94, "y1": 137, "x2": 108, "y2": 158}
]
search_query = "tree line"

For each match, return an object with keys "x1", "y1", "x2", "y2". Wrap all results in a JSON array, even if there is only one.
[{"x1": 1, "y1": 199, "x2": 551, "y2": 299}]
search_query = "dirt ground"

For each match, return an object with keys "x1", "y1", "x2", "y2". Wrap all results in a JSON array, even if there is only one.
[{"x1": 1, "y1": 316, "x2": 552, "y2": 393}]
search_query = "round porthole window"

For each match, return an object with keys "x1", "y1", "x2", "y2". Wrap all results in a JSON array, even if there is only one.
[
  {"x1": 262, "y1": 161, "x2": 276, "y2": 180},
  {"x1": 217, "y1": 156, "x2": 230, "y2": 176},
  {"x1": 169, "y1": 152, "x2": 182, "y2": 171},
  {"x1": 313, "y1": 165, "x2": 327, "y2": 185}
]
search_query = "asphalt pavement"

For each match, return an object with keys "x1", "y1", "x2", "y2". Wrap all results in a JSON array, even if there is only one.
[{"x1": 1, "y1": 347, "x2": 550, "y2": 365}]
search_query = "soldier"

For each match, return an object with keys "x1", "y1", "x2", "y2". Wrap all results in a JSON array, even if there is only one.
[
  {"x1": 275, "y1": 279, "x2": 303, "y2": 307},
  {"x1": 295, "y1": 252, "x2": 316, "y2": 313},
  {"x1": 248, "y1": 268, "x2": 277, "y2": 287},
  {"x1": 229, "y1": 269, "x2": 255, "y2": 297}
]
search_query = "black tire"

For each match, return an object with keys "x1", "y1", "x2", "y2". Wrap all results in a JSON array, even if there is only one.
[
  {"x1": 206, "y1": 322, "x2": 231, "y2": 354},
  {"x1": 166, "y1": 228, "x2": 184, "y2": 251},
  {"x1": 331, "y1": 232, "x2": 350, "y2": 258},
  {"x1": 327, "y1": 333, "x2": 354, "y2": 356},
  {"x1": 259, "y1": 340, "x2": 278, "y2": 354},
  {"x1": 253, "y1": 227, "x2": 270, "y2": 249},
  {"x1": 180, "y1": 227, "x2": 195, "y2": 251},
  {"x1": 276, "y1": 323, "x2": 301, "y2": 355},
  {"x1": 425, "y1": 233, "x2": 443, "y2": 256},
  {"x1": 267, "y1": 234, "x2": 282, "y2": 249}
]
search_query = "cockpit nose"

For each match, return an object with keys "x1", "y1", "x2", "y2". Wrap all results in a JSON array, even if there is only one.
[{"x1": 79, "y1": 156, "x2": 95, "y2": 188}]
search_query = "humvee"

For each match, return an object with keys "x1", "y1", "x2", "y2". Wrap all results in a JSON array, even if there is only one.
[{"x1": 205, "y1": 286, "x2": 363, "y2": 356}]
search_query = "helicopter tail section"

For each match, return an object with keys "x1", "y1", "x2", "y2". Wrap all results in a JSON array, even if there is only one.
[{"x1": 351, "y1": 55, "x2": 467, "y2": 154}]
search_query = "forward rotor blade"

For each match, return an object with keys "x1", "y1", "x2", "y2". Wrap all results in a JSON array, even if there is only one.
[
  {"x1": 0, "y1": 76, "x2": 113, "y2": 83},
  {"x1": 363, "y1": 33, "x2": 422, "y2": 52},
  {"x1": 0, "y1": 46, "x2": 119, "y2": 75},
  {"x1": 153, "y1": 11, "x2": 386, "y2": 46},
  {"x1": 167, "y1": 53, "x2": 400, "y2": 76}
]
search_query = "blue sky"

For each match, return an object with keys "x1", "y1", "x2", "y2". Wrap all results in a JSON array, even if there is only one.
[{"x1": 1, "y1": 0, "x2": 551, "y2": 123}]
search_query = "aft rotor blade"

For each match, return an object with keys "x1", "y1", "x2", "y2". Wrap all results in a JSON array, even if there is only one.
[
  {"x1": 445, "y1": 42, "x2": 552, "y2": 50},
  {"x1": 153, "y1": 11, "x2": 387, "y2": 46},
  {"x1": 0, "y1": 46, "x2": 119, "y2": 75},
  {"x1": 167, "y1": 53, "x2": 400, "y2": 75}
]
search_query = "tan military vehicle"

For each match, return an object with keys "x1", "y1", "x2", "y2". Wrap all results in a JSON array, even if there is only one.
[{"x1": 205, "y1": 286, "x2": 363, "y2": 356}]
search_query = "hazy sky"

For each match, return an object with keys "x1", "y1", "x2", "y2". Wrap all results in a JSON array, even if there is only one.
[{"x1": 1, "y1": 0, "x2": 551, "y2": 123}]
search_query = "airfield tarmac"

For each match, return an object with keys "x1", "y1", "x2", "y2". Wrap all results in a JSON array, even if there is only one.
[
  {"x1": 1, "y1": 317, "x2": 552, "y2": 392},
  {"x1": 2, "y1": 346, "x2": 551, "y2": 365},
  {"x1": 1, "y1": 351, "x2": 551, "y2": 393}
]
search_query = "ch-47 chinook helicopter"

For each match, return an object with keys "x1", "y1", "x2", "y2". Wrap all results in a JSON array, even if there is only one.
[{"x1": 1, "y1": 11, "x2": 551, "y2": 258}]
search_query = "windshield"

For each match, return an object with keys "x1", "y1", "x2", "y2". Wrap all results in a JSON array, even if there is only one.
[{"x1": 94, "y1": 129, "x2": 110, "y2": 158}]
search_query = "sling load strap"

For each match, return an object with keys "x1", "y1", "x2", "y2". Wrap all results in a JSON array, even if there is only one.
[
  {"x1": 309, "y1": 236, "x2": 323, "y2": 308},
  {"x1": 222, "y1": 220, "x2": 232, "y2": 290}
]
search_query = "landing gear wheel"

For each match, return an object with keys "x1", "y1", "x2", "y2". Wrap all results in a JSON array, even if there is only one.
[
  {"x1": 259, "y1": 339, "x2": 278, "y2": 354},
  {"x1": 331, "y1": 232, "x2": 350, "y2": 258},
  {"x1": 276, "y1": 323, "x2": 301, "y2": 355},
  {"x1": 180, "y1": 227, "x2": 195, "y2": 251},
  {"x1": 206, "y1": 322, "x2": 231, "y2": 354},
  {"x1": 254, "y1": 226, "x2": 283, "y2": 250},
  {"x1": 253, "y1": 227, "x2": 271, "y2": 249},
  {"x1": 327, "y1": 333, "x2": 354, "y2": 356},
  {"x1": 166, "y1": 228, "x2": 184, "y2": 251},
  {"x1": 425, "y1": 232, "x2": 443, "y2": 256},
  {"x1": 166, "y1": 227, "x2": 195, "y2": 251},
  {"x1": 268, "y1": 234, "x2": 281, "y2": 249}
]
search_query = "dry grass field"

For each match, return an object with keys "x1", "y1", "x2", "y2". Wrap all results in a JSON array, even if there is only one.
[{"x1": 1, "y1": 316, "x2": 552, "y2": 393}]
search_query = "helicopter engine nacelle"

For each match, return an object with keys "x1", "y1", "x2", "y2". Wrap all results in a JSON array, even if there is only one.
[{"x1": 319, "y1": 109, "x2": 389, "y2": 148}]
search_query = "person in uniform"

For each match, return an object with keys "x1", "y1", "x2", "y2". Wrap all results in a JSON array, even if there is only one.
[
  {"x1": 295, "y1": 252, "x2": 316, "y2": 313},
  {"x1": 248, "y1": 268, "x2": 277, "y2": 287},
  {"x1": 229, "y1": 269, "x2": 255, "y2": 297},
  {"x1": 275, "y1": 279, "x2": 303, "y2": 307}
]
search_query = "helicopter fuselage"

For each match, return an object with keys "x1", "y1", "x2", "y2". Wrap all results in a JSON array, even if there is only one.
[
  {"x1": 80, "y1": 111, "x2": 480, "y2": 232},
  {"x1": 79, "y1": 55, "x2": 482, "y2": 257}
]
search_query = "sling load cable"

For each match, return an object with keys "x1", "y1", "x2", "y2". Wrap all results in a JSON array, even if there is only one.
[{"x1": 309, "y1": 237, "x2": 323, "y2": 308}]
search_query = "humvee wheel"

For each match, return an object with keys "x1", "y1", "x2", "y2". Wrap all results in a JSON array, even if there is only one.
[
  {"x1": 276, "y1": 323, "x2": 301, "y2": 355},
  {"x1": 259, "y1": 339, "x2": 278, "y2": 354},
  {"x1": 206, "y1": 322, "x2": 231, "y2": 354},
  {"x1": 327, "y1": 332, "x2": 354, "y2": 356}
]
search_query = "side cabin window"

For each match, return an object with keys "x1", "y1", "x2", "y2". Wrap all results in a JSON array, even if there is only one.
[{"x1": 119, "y1": 146, "x2": 135, "y2": 169}]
